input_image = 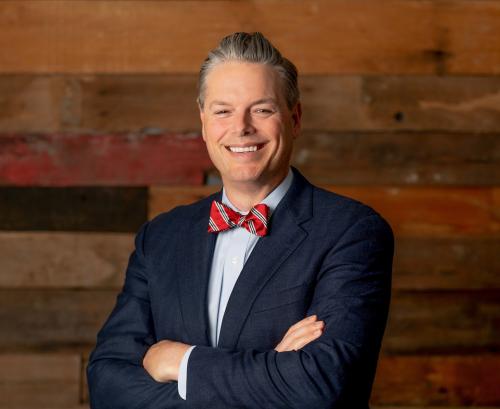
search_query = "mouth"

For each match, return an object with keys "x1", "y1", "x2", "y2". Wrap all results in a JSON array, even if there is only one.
[{"x1": 225, "y1": 143, "x2": 266, "y2": 153}]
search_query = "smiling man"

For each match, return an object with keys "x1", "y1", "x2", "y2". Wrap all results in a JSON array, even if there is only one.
[{"x1": 87, "y1": 32, "x2": 394, "y2": 409}]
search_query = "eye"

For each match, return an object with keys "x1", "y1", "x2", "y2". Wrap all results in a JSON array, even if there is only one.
[
  {"x1": 214, "y1": 109, "x2": 231, "y2": 116},
  {"x1": 254, "y1": 108, "x2": 275, "y2": 115}
]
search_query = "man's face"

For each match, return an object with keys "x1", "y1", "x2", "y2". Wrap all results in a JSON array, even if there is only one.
[{"x1": 200, "y1": 61, "x2": 301, "y2": 189}]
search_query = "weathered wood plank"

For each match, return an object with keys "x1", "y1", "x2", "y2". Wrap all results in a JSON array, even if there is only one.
[
  {"x1": 0, "y1": 133, "x2": 212, "y2": 186},
  {"x1": 372, "y1": 355, "x2": 500, "y2": 406},
  {"x1": 72, "y1": 73, "x2": 500, "y2": 134},
  {"x1": 0, "y1": 74, "x2": 500, "y2": 135},
  {"x1": 1, "y1": 131, "x2": 498, "y2": 186},
  {"x1": 79, "y1": 75, "x2": 500, "y2": 133},
  {"x1": 1, "y1": 1, "x2": 500, "y2": 74},
  {"x1": 78, "y1": 75, "x2": 199, "y2": 133},
  {"x1": 148, "y1": 185, "x2": 219, "y2": 218},
  {"x1": 79, "y1": 350, "x2": 500, "y2": 405},
  {"x1": 0, "y1": 76, "x2": 65, "y2": 133},
  {"x1": 9, "y1": 352, "x2": 499, "y2": 407},
  {"x1": 383, "y1": 291, "x2": 500, "y2": 354},
  {"x1": 2, "y1": 233, "x2": 498, "y2": 290},
  {"x1": 0, "y1": 290, "x2": 117, "y2": 349},
  {"x1": 3, "y1": 75, "x2": 500, "y2": 133},
  {"x1": 293, "y1": 131, "x2": 500, "y2": 186},
  {"x1": 149, "y1": 186, "x2": 500, "y2": 237},
  {"x1": 356, "y1": 76, "x2": 500, "y2": 132},
  {"x1": 0, "y1": 354, "x2": 80, "y2": 408},
  {"x1": 1, "y1": 290, "x2": 499, "y2": 353},
  {"x1": 0, "y1": 232, "x2": 132, "y2": 288},
  {"x1": 301, "y1": 76, "x2": 500, "y2": 132},
  {"x1": 0, "y1": 187, "x2": 147, "y2": 232},
  {"x1": 394, "y1": 238, "x2": 500, "y2": 290},
  {"x1": 329, "y1": 186, "x2": 500, "y2": 237}
]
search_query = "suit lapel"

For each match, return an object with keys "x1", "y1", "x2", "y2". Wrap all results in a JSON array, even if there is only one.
[
  {"x1": 177, "y1": 195, "x2": 219, "y2": 346},
  {"x1": 217, "y1": 169, "x2": 313, "y2": 350}
]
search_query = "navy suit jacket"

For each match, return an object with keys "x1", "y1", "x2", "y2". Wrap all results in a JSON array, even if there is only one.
[{"x1": 87, "y1": 168, "x2": 394, "y2": 409}]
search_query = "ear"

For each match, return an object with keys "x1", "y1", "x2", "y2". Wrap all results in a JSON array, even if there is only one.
[
  {"x1": 291, "y1": 102, "x2": 302, "y2": 139},
  {"x1": 199, "y1": 104, "x2": 207, "y2": 142}
]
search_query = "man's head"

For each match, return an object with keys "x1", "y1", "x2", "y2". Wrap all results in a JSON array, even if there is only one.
[
  {"x1": 198, "y1": 32, "x2": 302, "y2": 192},
  {"x1": 198, "y1": 32, "x2": 300, "y2": 111}
]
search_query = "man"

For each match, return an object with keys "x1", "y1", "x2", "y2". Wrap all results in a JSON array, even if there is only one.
[{"x1": 87, "y1": 32, "x2": 393, "y2": 409}]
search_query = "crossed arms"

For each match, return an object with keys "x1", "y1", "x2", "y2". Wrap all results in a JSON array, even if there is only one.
[
  {"x1": 142, "y1": 314, "x2": 325, "y2": 383},
  {"x1": 87, "y1": 214, "x2": 393, "y2": 409}
]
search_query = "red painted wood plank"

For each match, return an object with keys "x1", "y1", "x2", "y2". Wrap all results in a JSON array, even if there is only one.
[{"x1": 0, "y1": 133, "x2": 212, "y2": 186}]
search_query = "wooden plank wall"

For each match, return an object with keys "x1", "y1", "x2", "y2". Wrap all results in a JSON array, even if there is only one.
[{"x1": 1, "y1": 1, "x2": 499, "y2": 408}]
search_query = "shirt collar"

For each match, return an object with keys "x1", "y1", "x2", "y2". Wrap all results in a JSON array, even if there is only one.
[{"x1": 222, "y1": 168, "x2": 294, "y2": 215}]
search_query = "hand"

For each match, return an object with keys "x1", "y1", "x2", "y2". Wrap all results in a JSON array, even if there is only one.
[
  {"x1": 274, "y1": 315, "x2": 324, "y2": 352},
  {"x1": 143, "y1": 339, "x2": 191, "y2": 382}
]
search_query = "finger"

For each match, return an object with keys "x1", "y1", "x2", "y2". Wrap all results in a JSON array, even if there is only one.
[
  {"x1": 275, "y1": 326, "x2": 323, "y2": 352},
  {"x1": 287, "y1": 321, "x2": 324, "y2": 344},
  {"x1": 292, "y1": 328, "x2": 323, "y2": 350},
  {"x1": 276, "y1": 318, "x2": 323, "y2": 352},
  {"x1": 284, "y1": 315, "x2": 318, "y2": 335},
  {"x1": 276, "y1": 321, "x2": 324, "y2": 352}
]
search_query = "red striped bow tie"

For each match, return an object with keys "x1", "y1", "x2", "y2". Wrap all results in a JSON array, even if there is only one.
[{"x1": 208, "y1": 201, "x2": 269, "y2": 237}]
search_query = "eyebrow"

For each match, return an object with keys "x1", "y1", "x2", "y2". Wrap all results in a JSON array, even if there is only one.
[{"x1": 208, "y1": 98, "x2": 278, "y2": 109}]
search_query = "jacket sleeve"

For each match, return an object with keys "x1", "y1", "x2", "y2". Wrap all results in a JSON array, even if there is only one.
[
  {"x1": 186, "y1": 214, "x2": 394, "y2": 409},
  {"x1": 87, "y1": 221, "x2": 186, "y2": 409}
]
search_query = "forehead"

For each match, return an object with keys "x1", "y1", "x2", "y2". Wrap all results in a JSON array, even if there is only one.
[{"x1": 204, "y1": 61, "x2": 285, "y2": 103}]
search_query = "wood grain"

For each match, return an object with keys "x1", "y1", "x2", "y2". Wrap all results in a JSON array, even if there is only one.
[
  {"x1": 9, "y1": 352, "x2": 499, "y2": 408},
  {"x1": 74, "y1": 75, "x2": 500, "y2": 133},
  {"x1": 328, "y1": 186, "x2": 500, "y2": 237},
  {"x1": 294, "y1": 131, "x2": 500, "y2": 185},
  {"x1": 0, "y1": 353, "x2": 80, "y2": 408},
  {"x1": 1, "y1": 131, "x2": 498, "y2": 186},
  {"x1": 0, "y1": 76, "x2": 65, "y2": 133},
  {"x1": 356, "y1": 76, "x2": 500, "y2": 132},
  {"x1": 372, "y1": 355, "x2": 500, "y2": 406},
  {"x1": 2, "y1": 233, "x2": 498, "y2": 290},
  {"x1": 394, "y1": 238, "x2": 500, "y2": 290},
  {"x1": 149, "y1": 185, "x2": 500, "y2": 237},
  {"x1": 0, "y1": 290, "x2": 117, "y2": 349},
  {"x1": 1, "y1": 289, "x2": 499, "y2": 353},
  {"x1": 300, "y1": 76, "x2": 500, "y2": 132},
  {"x1": 0, "y1": 133, "x2": 212, "y2": 186},
  {"x1": 3, "y1": 75, "x2": 500, "y2": 133},
  {"x1": 0, "y1": 232, "x2": 132, "y2": 288},
  {"x1": 383, "y1": 291, "x2": 500, "y2": 354},
  {"x1": 1, "y1": 234, "x2": 498, "y2": 293},
  {"x1": 0, "y1": 187, "x2": 147, "y2": 232},
  {"x1": 78, "y1": 75, "x2": 199, "y2": 133},
  {"x1": 148, "y1": 185, "x2": 219, "y2": 218},
  {"x1": 1, "y1": 1, "x2": 500, "y2": 74}
]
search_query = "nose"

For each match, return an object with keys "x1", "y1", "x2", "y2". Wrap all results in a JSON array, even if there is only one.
[{"x1": 233, "y1": 110, "x2": 256, "y2": 136}]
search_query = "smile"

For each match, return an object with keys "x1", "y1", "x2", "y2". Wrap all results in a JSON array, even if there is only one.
[{"x1": 225, "y1": 144, "x2": 265, "y2": 153}]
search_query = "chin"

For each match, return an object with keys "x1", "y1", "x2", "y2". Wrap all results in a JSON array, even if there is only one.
[{"x1": 224, "y1": 166, "x2": 263, "y2": 184}]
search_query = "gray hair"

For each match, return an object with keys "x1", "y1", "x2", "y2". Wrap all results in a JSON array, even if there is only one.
[{"x1": 197, "y1": 32, "x2": 300, "y2": 110}]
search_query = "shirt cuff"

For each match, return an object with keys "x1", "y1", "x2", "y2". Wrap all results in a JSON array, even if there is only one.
[{"x1": 177, "y1": 345, "x2": 196, "y2": 400}]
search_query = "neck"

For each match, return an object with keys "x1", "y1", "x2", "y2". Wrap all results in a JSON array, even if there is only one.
[{"x1": 223, "y1": 172, "x2": 288, "y2": 212}]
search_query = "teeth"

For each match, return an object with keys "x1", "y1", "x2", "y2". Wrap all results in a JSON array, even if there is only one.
[{"x1": 229, "y1": 145, "x2": 258, "y2": 153}]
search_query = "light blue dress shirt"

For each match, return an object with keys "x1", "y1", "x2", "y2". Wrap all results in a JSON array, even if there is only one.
[{"x1": 177, "y1": 169, "x2": 294, "y2": 399}]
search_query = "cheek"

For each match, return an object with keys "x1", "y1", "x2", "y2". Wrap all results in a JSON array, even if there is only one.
[{"x1": 205, "y1": 120, "x2": 228, "y2": 142}]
